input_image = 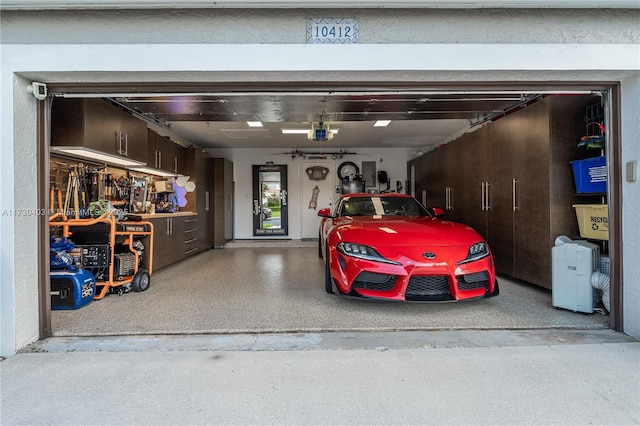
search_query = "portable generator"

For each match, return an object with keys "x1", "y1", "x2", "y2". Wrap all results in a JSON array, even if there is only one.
[{"x1": 50, "y1": 267, "x2": 96, "y2": 310}]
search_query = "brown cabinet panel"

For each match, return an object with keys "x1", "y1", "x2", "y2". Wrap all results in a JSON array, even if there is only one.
[
  {"x1": 463, "y1": 126, "x2": 490, "y2": 240},
  {"x1": 411, "y1": 95, "x2": 602, "y2": 289},
  {"x1": 213, "y1": 158, "x2": 234, "y2": 247},
  {"x1": 147, "y1": 129, "x2": 186, "y2": 174},
  {"x1": 51, "y1": 98, "x2": 147, "y2": 163}
]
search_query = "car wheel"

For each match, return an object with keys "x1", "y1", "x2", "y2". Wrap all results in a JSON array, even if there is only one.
[
  {"x1": 131, "y1": 268, "x2": 150, "y2": 292},
  {"x1": 318, "y1": 233, "x2": 323, "y2": 258},
  {"x1": 324, "y1": 246, "x2": 334, "y2": 294}
]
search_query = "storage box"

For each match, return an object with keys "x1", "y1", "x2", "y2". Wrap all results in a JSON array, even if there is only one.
[
  {"x1": 570, "y1": 156, "x2": 607, "y2": 194},
  {"x1": 154, "y1": 181, "x2": 173, "y2": 193},
  {"x1": 50, "y1": 268, "x2": 96, "y2": 310},
  {"x1": 573, "y1": 204, "x2": 609, "y2": 240}
]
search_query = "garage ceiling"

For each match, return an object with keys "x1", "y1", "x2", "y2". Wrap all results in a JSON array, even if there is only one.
[{"x1": 109, "y1": 91, "x2": 543, "y2": 152}]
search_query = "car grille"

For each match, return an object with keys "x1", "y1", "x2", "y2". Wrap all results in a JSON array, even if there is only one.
[
  {"x1": 457, "y1": 271, "x2": 490, "y2": 291},
  {"x1": 352, "y1": 272, "x2": 398, "y2": 291},
  {"x1": 405, "y1": 275, "x2": 453, "y2": 301}
]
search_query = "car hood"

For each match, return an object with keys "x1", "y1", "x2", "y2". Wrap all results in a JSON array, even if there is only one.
[{"x1": 334, "y1": 216, "x2": 484, "y2": 246}]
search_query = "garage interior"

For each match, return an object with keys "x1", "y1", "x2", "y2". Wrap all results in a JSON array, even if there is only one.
[{"x1": 46, "y1": 83, "x2": 613, "y2": 336}]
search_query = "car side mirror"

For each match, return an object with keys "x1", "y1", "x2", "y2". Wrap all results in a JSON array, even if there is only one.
[
  {"x1": 431, "y1": 207, "x2": 446, "y2": 217},
  {"x1": 317, "y1": 208, "x2": 332, "y2": 218}
]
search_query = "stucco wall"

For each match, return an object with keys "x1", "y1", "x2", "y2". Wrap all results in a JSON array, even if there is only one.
[
  {"x1": 2, "y1": 9, "x2": 639, "y2": 45},
  {"x1": 1, "y1": 7, "x2": 639, "y2": 356},
  {"x1": 621, "y1": 74, "x2": 640, "y2": 338}
]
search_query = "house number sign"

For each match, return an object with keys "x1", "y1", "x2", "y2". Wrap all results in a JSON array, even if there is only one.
[{"x1": 307, "y1": 18, "x2": 359, "y2": 44}]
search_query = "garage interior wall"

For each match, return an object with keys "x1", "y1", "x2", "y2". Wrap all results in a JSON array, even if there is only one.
[{"x1": 1, "y1": 6, "x2": 639, "y2": 356}]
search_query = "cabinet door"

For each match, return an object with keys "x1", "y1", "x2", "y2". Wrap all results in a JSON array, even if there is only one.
[
  {"x1": 511, "y1": 100, "x2": 552, "y2": 287},
  {"x1": 156, "y1": 136, "x2": 178, "y2": 173},
  {"x1": 443, "y1": 140, "x2": 465, "y2": 223},
  {"x1": 167, "y1": 217, "x2": 185, "y2": 264},
  {"x1": 423, "y1": 148, "x2": 445, "y2": 209},
  {"x1": 119, "y1": 108, "x2": 148, "y2": 163},
  {"x1": 147, "y1": 129, "x2": 159, "y2": 168},
  {"x1": 487, "y1": 117, "x2": 516, "y2": 277},
  {"x1": 463, "y1": 126, "x2": 490, "y2": 239},
  {"x1": 84, "y1": 99, "x2": 122, "y2": 155},
  {"x1": 149, "y1": 218, "x2": 169, "y2": 270}
]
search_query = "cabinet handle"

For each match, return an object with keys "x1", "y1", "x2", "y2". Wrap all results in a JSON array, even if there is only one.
[
  {"x1": 174, "y1": 157, "x2": 178, "y2": 174},
  {"x1": 481, "y1": 182, "x2": 485, "y2": 211},
  {"x1": 165, "y1": 218, "x2": 170, "y2": 236},
  {"x1": 205, "y1": 191, "x2": 210, "y2": 211},
  {"x1": 512, "y1": 178, "x2": 518, "y2": 211},
  {"x1": 158, "y1": 151, "x2": 162, "y2": 169},
  {"x1": 115, "y1": 132, "x2": 121, "y2": 154},
  {"x1": 485, "y1": 182, "x2": 490, "y2": 211},
  {"x1": 124, "y1": 133, "x2": 128, "y2": 157}
]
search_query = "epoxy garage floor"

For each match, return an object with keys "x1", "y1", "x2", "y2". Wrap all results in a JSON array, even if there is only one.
[{"x1": 51, "y1": 245, "x2": 609, "y2": 336}]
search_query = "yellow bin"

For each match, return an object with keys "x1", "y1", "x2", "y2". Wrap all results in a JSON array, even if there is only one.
[{"x1": 573, "y1": 204, "x2": 609, "y2": 240}]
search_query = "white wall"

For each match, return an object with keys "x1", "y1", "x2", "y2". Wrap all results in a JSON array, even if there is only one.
[
  {"x1": 621, "y1": 74, "x2": 640, "y2": 338},
  {"x1": 1, "y1": 6, "x2": 639, "y2": 355},
  {"x1": 208, "y1": 148, "x2": 412, "y2": 240}
]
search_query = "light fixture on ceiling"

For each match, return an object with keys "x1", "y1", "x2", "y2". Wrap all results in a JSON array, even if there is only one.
[
  {"x1": 374, "y1": 120, "x2": 391, "y2": 127},
  {"x1": 247, "y1": 121, "x2": 263, "y2": 127}
]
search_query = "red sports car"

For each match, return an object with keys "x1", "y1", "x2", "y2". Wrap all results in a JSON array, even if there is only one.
[{"x1": 318, "y1": 193, "x2": 499, "y2": 302}]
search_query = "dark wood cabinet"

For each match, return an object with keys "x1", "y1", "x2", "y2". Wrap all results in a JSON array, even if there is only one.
[
  {"x1": 185, "y1": 147, "x2": 215, "y2": 251},
  {"x1": 212, "y1": 158, "x2": 234, "y2": 247},
  {"x1": 51, "y1": 98, "x2": 147, "y2": 163},
  {"x1": 149, "y1": 215, "x2": 193, "y2": 270},
  {"x1": 410, "y1": 95, "x2": 600, "y2": 289},
  {"x1": 147, "y1": 129, "x2": 187, "y2": 174}
]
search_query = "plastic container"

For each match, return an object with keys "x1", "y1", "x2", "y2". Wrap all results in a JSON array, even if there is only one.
[
  {"x1": 573, "y1": 204, "x2": 609, "y2": 240},
  {"x1": 570, "y1": 156, "x2": 607, "y2": 194}
]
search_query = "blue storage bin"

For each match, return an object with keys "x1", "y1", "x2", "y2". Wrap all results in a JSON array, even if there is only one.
[
  {"x1": 50, "y1": 268, "x2": 96, "y2": 310},
  {"x1": 570, "y1": 156, "x2": 607, "y2": 194}
]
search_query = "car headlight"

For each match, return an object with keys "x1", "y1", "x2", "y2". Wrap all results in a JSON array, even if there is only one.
[
  {"x1": 336, "y1": 242, "x2": 401, "y2": 265},
  {"x1": 457, "y1": 242, "x2": 490, "y2": 265}
]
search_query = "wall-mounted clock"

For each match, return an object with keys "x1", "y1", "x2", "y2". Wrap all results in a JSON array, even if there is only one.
[{"x1": 337, "y1": 161, "x2": 359, "y2": 179}]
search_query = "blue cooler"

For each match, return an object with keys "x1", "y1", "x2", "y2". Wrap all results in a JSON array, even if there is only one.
[{"x1": 50, "y1": 268, "x2": 96, "y2": 310}]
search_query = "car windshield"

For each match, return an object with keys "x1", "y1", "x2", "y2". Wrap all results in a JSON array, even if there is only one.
[{"x1": 339, "y1": 196, "x2": 429, "y2": 217}]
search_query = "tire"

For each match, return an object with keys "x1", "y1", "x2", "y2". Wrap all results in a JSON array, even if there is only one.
[
  {"x1": 131, "y1": 269, "x2": 151, "y2": 292},
  {"x1": 318, "y1": 233, "x2": 323, "y2": 258},
  {"x1": 324, "y1": 246, "x2": 334, "y2": 294}
]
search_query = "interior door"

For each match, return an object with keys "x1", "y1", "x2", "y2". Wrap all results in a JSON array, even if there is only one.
[
  {"x1": 253, "y1": 164, "x2": 289, "y2": 236},
  {"x1": 301, "y1": 161, "x2": 335, "y2": 239}
]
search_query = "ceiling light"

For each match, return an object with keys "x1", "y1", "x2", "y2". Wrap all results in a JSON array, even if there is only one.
[
  {"x1": 247, "y1": 121, "x2": 263, "y2": 127},
  {"x1": 374, "y1": 120, "x2": 391, "y2": 127},
  {"x1": 50, "y1": 147, "x2": 146, "y2": 168}
]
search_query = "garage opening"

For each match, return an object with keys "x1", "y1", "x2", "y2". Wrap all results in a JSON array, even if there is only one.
[{"x1": 40, "y1": 81, "x2": 621, "y2": 338}]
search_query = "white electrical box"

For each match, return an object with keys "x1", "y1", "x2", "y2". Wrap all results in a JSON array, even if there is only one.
[{"x1": 552, "y1": 239, "x2": 599, "y2": 313}]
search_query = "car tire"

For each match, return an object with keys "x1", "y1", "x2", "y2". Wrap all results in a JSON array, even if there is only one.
[
  {"x1": 318, "y1": 233, "x2": 323, "y2": 258},
  {"x1": 131, "y1": 268, "x2": 150, "y2": 292},
  {"x1": 324, "y1": 246, "x2": 334, "y2": 294}
]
